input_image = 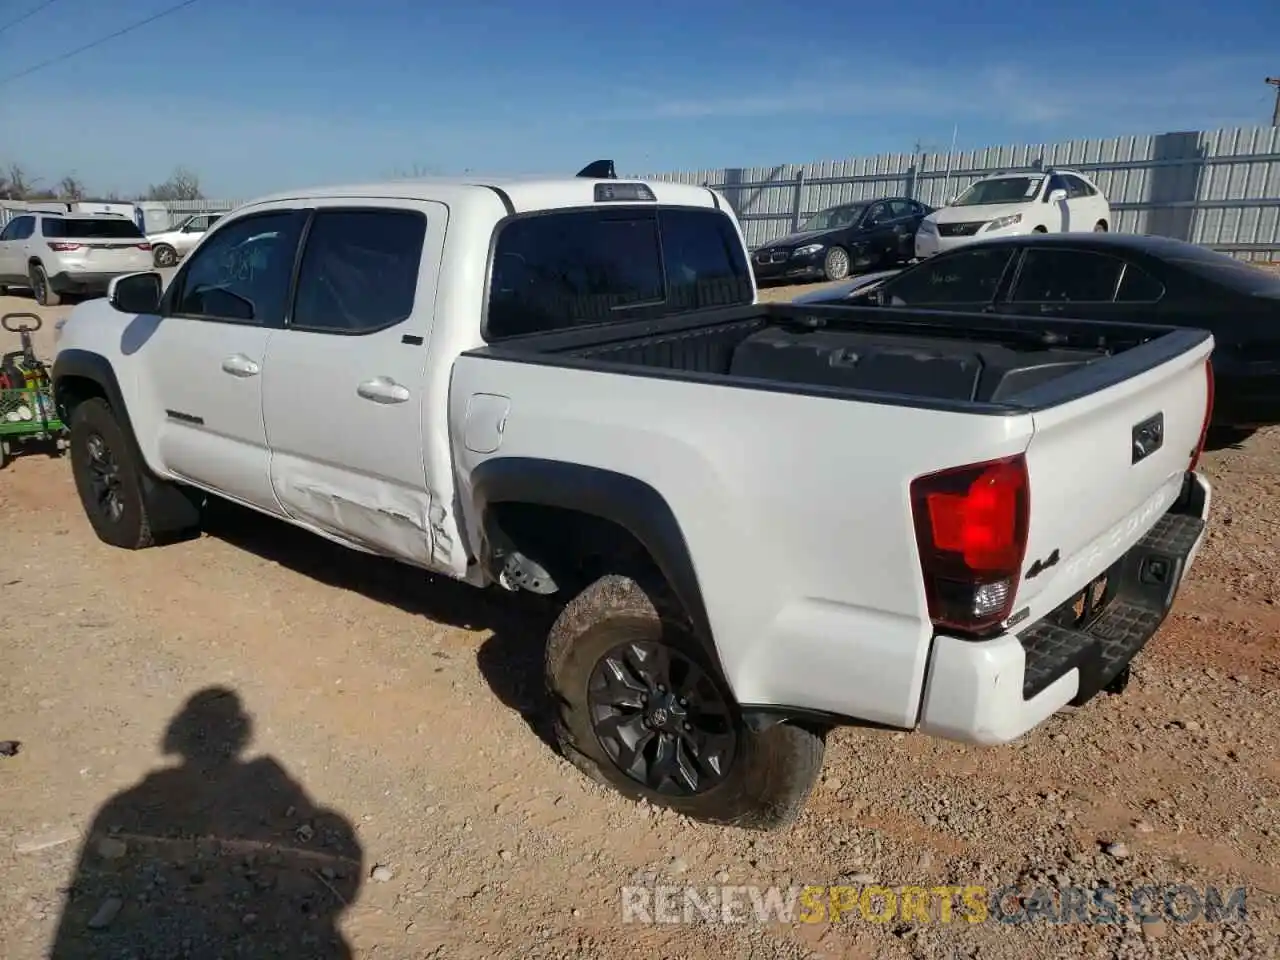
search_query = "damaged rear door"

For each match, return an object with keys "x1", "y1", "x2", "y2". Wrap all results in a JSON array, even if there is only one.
[{"x1": 262, "y1": 198, "x2": 449, "y2": 566}]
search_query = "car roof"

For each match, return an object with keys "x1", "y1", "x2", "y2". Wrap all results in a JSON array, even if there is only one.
[
  {"x1": 948, "y1": 231, "x2": 1209, "y2": 258},
  {"x1": 238, "y1": 176, "x2": 721, "y2": 216},
  {"x1": 35, "y1": 211, "x2": 131, "y2": 219}
]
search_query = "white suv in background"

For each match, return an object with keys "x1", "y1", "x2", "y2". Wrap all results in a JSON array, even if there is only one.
[
  {"x1": 0, "y1": 212, "x2": 154, "y2": 306},
  {"x1": 915, "y1": 169, "x2": 1111, "y2": 258},
  {"x1": 146, "y1": 212, "x2": 223, "y2": 267}
]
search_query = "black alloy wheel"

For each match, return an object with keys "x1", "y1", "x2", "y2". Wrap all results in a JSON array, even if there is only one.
[
  {"x1": 587, "y1": 638, "x2": 737, "y2": 796},
  {"x1": 84, "y1": 431, "x2": 126, "y2": 523}
]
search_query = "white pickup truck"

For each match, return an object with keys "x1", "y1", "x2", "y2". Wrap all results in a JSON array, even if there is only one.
[{"x1": 52, "y1": 165, "x2": 1215, "y2": 829}]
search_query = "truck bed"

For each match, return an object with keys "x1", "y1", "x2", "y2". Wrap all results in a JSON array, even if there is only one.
[
  {"x1": 471, "y1": 302, "x2": 1208, "y2": 411},
  {"x1": 453, "y1": 298, "x2": 1213, "y2": 734}
]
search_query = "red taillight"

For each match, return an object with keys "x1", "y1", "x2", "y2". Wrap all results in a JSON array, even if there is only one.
[
  {"x1": 1189, "y1": 358, "x2": 1214, "y2": 471},
  {"x1": 910, "y1": 454, "x2": 1030, "y2": 633},
  {"x1": 48, "y1": 242, "x2": 82, "y2": 252},
  {"x1": 136, "y1": 242, "x2": 152, "y2": 251}
]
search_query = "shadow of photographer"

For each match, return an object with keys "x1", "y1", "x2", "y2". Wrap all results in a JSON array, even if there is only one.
[{"x1": 50, "y1": 686, "x2": 363, "y2": 959}]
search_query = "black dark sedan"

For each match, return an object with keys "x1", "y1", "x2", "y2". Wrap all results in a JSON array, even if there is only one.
[
  {"x1": 751, "y1": 197, "x2": 932, "y2": 284},
  {"x1": 797, "y1": 232, "x2": 1280, "y2": 431}
]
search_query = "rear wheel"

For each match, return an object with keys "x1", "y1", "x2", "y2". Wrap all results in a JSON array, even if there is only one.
[
  {"x1": 822, "y1": 246, "x2": 851, "y2": 281},
  {"x1": 29, "y1": 264, "x2": 60, "y2": 307},
  {"x1": 547, "y1": 574, "x2": 826, "y2": 829}
]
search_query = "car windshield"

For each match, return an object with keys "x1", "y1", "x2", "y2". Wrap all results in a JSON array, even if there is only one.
[
  {"x1": 952, "y1": 177, "x2": 1043, "y2": 207},
  {"x1": 801, "y1": 205, "x2": 865, "y2": 232},
  {"x1": 42, "y1": 217, "x2": 144, "y2": 239}
]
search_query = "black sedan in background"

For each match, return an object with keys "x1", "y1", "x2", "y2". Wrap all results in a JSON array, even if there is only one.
[
  {"x1": 751, "y1": 197, "x2": 932, "y2": 284},
  {"x1": 796, "y1": 232, "x2": 1280, "y2": 432}
]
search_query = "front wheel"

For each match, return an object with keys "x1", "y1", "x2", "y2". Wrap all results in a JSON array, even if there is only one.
[
  {"x1": 153, "y1": 244, "x2": 178, "y2": 268},
  {"x1": 69, "y1": 398, "x2": 156, "y2": 549},
  {"x1": 822, "y1": 246, "x2": 851, "y2": 281},
  {"x1": 546, "y1": 574, "x2": 826, "y2": 829}
]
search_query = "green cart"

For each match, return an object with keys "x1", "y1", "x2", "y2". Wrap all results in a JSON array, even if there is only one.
[{"x1": 0, "y1": 313, "x2": 68, "y2": 469}]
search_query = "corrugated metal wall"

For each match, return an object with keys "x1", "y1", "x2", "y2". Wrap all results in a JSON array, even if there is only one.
[
  {"x1": 641, "y1": 124, "x2": 1280, "y2": 261},
  {"x1": 4, "y1": 125, "x2": 1278, "y2": 260}
]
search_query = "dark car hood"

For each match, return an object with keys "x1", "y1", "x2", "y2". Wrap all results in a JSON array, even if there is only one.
[{"x1": 758, "y1": 227, "x2": 850, "y2": 250}]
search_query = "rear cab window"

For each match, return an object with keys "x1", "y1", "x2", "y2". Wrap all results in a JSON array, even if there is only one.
[
  {"x1": 43, "y1": 218, "x2": 144, "y2": 239},
  {"x1": 484, "y1": 206, "x2": 752, "y2": 339}
]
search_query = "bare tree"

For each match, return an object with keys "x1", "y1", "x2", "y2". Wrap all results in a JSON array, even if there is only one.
[
  {"x1": 59, "y1": 175, "x2": 86, "y2": 200},
  {"x1": 389, "y1": 163, "x2": 444, "y2": 179},
  {"x1": 2, "y1": 163, "x2": 38, "y2": 200},
  {"x1": 144, "y1": 165, "x2": 203, "y2": 202}
]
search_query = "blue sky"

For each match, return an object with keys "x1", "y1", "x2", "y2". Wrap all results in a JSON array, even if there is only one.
[{"x1": 1, "y1": 0, "x2": 1277, "y2": 199}]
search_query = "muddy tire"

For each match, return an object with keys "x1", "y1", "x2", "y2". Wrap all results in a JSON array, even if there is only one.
[
  {"x1": 69, "y1": 398, "x2": 156, "y2": 549},
  {"x1": 546, "y1": 574, "x2": 826, "y2": 830}
]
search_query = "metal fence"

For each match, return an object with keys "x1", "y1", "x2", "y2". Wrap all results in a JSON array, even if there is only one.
[
  {"x1": 640, "y1": 124, "x2": 1280, "y2": 261},
  {"x1": 6, "y1": 125, "x2": 1280, "y2": 260}
]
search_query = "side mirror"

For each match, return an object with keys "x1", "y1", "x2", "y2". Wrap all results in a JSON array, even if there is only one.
[
  {"x1": 109, "y1": 272, "x2": 163, "y2": 315},
  {"x1": 1048, "y1": 188, "x2": 1068, "y2": 203}
]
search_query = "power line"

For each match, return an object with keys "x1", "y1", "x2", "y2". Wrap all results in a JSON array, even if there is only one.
[
  {"x1": 0, "y1": 0, "x2": 62, "y2": 37},
  {"x1": 0, "y1": 0, "x2": 202, "y2": 87}
]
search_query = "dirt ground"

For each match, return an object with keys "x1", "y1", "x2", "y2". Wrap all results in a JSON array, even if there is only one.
[{"x1": 1, "y1": 281, "x2": 1277, "y2": 960}]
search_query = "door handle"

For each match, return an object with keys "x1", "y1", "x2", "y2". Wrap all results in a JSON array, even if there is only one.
[
  {"x1": 221, "y1": 354, "x2": 260, "y2": 377},
  {"x1": 357, "y1": 377, "x2": 411, "y2": 404}
]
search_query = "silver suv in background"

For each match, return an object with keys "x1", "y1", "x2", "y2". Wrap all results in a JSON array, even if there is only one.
[
  {"x1": 0, "y1": 212, "x2": 154, "y2": 306},
  {"x1": 146, "y1": 212, "x2": 222, "y2": 267}
]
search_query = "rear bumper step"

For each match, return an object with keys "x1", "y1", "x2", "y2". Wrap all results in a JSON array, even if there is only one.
[
  {"x1": 917, "y1": 471, "x2": 1210, "y2": 745},
  {"x1": 1019, "y1": 511, "x2": 1205, "y2": 703}
]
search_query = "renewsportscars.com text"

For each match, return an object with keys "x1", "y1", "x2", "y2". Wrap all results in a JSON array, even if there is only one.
[{"x1": 620, "y1": 884, "x2": 1248, "y2": 926}]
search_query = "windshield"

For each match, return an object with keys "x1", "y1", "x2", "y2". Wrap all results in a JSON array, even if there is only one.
[
  {"x1": 801, "y1": 204, "x2": 866, "y2": 232},
  {"x1": 42, "y1": 217, "x2": 144, "y2": 239},
  {"x1": 952, "y1": 176, "x2": 1043, "y2": 207}
]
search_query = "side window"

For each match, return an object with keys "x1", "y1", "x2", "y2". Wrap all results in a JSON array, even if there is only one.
[
  {"x1": 1010, "y1": 249, "x2": 1123, "y2": 302},
  {"x1": 169, "y1": 211, "x2": 305, "y2": 325},
  {"x1": 865, "y1": 202, "x2": 889, "y2": 224},
  {"x1": 0, "y1": 220, "x2": 18, "y2": 241},
  {"x1": 1064, "y1": 175, "x2": 1095, "y2": 199},
  {"x1": 183, "y1": 216, "x2": 209, "y2": 233},
  {"x1": 882, "y1": 247, "x2": 1014, "y2": 305},
  {"x1": 660, "y1": 207, "x2": 753, "y2": 311},
  {"x1": 291, "y1": 209, "x2": 427, "y2": 334},
  {"x1": 11, "y1": 216, "x2": 35, "y2": 240},
  {"x1": 1115, "y1": 262, "x2": 1165, "y2": 302},
  {"x1": 1044, "y1": 175, "x2": 1069, "y2": 201},
  {"x1": 890, "y1": 200, "x2": 916, "y2": 219}
]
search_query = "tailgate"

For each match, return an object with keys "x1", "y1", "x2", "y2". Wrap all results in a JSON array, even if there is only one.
[{"x1": 1013, "y1": 331, "x2": 1213, "y2": 614}]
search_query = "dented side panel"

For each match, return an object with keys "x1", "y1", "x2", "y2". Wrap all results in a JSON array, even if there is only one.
[{"x1": 260, "y1": 196, "x2": 460, "y2": 571}]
